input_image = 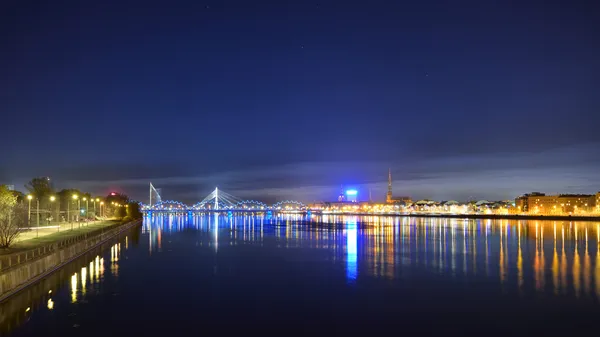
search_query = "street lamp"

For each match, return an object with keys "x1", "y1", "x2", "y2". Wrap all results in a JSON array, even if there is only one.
[
  {"x1": 92, "y1": 198, "x2": 99, "y2": 218},
  {"x1": 76, "y1": 197, "x2": 81, "y2": 227},
  {"x1": 36, "y1": 197, "x2": 40, "y2": 233},
  {"x1": 27, "y1": 195, "x2": 33, "y2": 226},
  {"x1": 100, "y1": 201, "x2": 104, "y2": 217},
  {"x1": 71, "y1": 194, "x2": 78, "y2": 230},
  {"x1": 83, "y1": 197, "x2": 88, "y2": 223},
  {"x1": 50, "y1": 196, "x2": 57, "y2": 232}
]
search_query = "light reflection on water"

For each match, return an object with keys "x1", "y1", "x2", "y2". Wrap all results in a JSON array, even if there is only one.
[
  {"x1": 139, "y1": 214, "x2": 600, "y2": 299},
  {"x1": 4, "y1": 215, "x2": 600, "y2": 335}
]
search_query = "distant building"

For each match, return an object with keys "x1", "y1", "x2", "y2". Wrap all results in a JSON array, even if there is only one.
[
  {"x1": 345, "y1": 189, "x2": 358, "y2": 203},
  {"x1": 6, "y1": 185, "x2": 14, "y2": 191},
  {"x1": 307, "y1": 201, "x2": 367, "y2": 212},
  {"x1": 515, "y1": 192, "x2": 596, "y2": 214},
  {"x1": 337, "y1": 185, "x2": 345, "y2": 202},
  {"x1": 386, "y1": 169, "x2": 412, "y2": 204}
]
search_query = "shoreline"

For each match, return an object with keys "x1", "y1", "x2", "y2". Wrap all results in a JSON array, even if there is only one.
[
  {"x1": 0, "y1": 220, "x2": 142, "y2": 303},
  {"x1": 145, "y1": 210, "x2": 600, "y2": 222},
  {"x1": 312, "y1": 212, "x2": 600, "y2": 221}
]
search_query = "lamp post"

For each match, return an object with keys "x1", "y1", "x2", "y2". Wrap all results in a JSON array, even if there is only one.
[
  {"x1": 100, "y1": 201, "x2": 104, "y2": 217},
  {"x1": 83, "y1": 197, "x2": 88, "y2": 225},
  {"x1": 50, "y1": 196, "x2": 57, "y2": 232},
  {"x1": 77, "y1": 198, "x2": 81, "y2": 227},
  {"x1": 36, "y1": 197, "x2": 40, "y2": 235},
  {"x1": 27, "y1": 195, "x2": 33, "y2": 226},
  {"x1": 71, "y1": 194, "x2": 78, "y2": 230},
  {"x1": 92, "y1": 198, "x2": 97, "y2": 218}
]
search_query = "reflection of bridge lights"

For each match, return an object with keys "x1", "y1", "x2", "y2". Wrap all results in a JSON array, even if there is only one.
[{"x1": 346, "y1": 218, "x2": 358, "y2": 282}]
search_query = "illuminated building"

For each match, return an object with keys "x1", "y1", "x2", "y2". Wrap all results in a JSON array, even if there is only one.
[
  {"x1": 346, "y1": 189, "x2": 358, "y2": 203},
  {"x1": 386, "y1": 168, "x2": 411, "y2": 204},
  {"x1": 515, "y1": 192, "x2": 596, "y2": 214}
]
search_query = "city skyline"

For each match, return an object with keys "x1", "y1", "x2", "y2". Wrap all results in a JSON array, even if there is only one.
[{"x1": 1, "y1": 0, "x2": 599, "y2": 203}]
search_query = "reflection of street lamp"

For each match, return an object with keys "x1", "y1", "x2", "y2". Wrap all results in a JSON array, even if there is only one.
[{"x1": 27, "y1": 195, "x2": 33, "y2": 225}]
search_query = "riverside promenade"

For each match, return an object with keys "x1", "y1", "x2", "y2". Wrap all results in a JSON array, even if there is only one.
[
  {"x1": 2, "y1": 220, "x2": 118, "y2": 255},
  {"x1": 0, "y1": 219, "x2": 142, "y2": 302}
]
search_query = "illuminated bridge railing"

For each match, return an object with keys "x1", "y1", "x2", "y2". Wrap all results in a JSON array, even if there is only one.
[{"x1": 142, "y1": 187, "x2": 306, "y2": 212}]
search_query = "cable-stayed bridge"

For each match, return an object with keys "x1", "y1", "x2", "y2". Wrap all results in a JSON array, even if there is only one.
[{"x1": 142, "y1": 184, "x2": 306, "y2": 213}]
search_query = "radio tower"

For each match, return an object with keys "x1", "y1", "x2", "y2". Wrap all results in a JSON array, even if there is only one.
[{"x1": 386, "y1": 168, "x2": 393, "y2": 203}]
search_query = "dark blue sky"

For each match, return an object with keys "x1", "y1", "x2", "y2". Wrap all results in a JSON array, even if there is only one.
[{"x1": 1, "y1": 0, "x2": 599, "y2": 203}]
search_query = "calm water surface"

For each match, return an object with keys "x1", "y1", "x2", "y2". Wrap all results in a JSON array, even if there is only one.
[{"x1": 3, "y1": 214, "x2": 600, "y2": 336}]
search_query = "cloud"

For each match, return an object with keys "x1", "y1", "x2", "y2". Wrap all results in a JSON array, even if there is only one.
[{"x1": 5, "y1": 143, "x2": 600, "y2": 204}]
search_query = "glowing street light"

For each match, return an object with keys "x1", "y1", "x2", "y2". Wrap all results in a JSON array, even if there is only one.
[
  {"x1": 27, "y1": 195, "x2": 33, "y2": 225},
  {"x1": 69, "y1": 194, "x2": 78, "y2": 230},
  {"x1": 49, "y1": 195, "x2": 58, "y2": 232}
]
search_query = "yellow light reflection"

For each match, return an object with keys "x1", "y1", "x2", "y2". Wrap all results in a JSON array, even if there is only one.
[
  {"x1": 95, "y1": 256, "x2": 101, "y2": 281},
  {"x1": 47, "y1": 298, "x2": 54, "y2": 310},
  {"x1": 499, "y1": 223, "x2": 504, "y2": 285},
  {"x1": 561, "y1": 227, "x2": 567, "y2": 294},
  {"x1": 71, "y1": 273, "x2": 77, "y2": 303},
  {"x1": 81, "y1": 267, "x2": 87, "y2": 296},
  {"x1": 596, "y1": 239, "x2": 600, "y2": 299},
  {"x1": 574, "y1": 225, "x2": 581, "y2": 297},
  {"x1": 89, "y1": 261, "x2": 95, "y2": 283},
  {"x1": 583, "y1": 227, "x2": 591, "y2": 295},
  {"x1": 517, "y1": 223, "x2": 523, "y2": 291},
  {"x1": 552, "y1": 223, "x2": 559, "y2": 294}
]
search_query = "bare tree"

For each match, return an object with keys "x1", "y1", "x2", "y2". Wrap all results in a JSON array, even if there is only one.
[{"x1": 0, "y1": 186, "x2": 27, "y2": 248}]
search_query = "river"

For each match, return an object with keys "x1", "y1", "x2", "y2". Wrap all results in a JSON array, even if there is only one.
[{"x1": 2, "y1": 214, "x2": 600, "y2": 335}]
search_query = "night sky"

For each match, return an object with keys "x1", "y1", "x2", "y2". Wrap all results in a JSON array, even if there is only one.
[{"x1": 1, "y1": 0, "x2": 599, "y2": 204}]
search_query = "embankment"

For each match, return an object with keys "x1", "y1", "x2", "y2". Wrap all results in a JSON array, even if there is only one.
[{"x1": 0, "y1": 220, "x2": 141, "y2": 302}]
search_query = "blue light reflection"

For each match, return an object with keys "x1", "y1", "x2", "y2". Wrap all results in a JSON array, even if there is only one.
[{"x1": 346, "y1": 217, "x2": 358, "y2": 283}]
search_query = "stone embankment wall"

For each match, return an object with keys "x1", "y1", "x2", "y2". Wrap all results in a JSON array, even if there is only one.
[{"x1": 0, "y1": 220, "x2": 141, "y2": 300}]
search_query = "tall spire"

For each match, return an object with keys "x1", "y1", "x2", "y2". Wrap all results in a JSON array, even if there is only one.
[
  {"x1": 386, "y1": 168, "x2": 393, "y2": 203},
  {"x1": 338, "y1": 184, "x2": 345, "y2": 202}
]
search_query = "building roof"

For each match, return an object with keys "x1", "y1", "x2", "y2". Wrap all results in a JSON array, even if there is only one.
[{"x1": 557, "y1": 194, "x2": 593, "y2": 198}]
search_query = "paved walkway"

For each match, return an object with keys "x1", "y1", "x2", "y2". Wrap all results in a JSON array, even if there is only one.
[
  {"x1": 16, "y1": 220, "x2": 108, "y2": 242},
  {"x1": 1, "y1": 220, "x2": 119, "y2": 255}
]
